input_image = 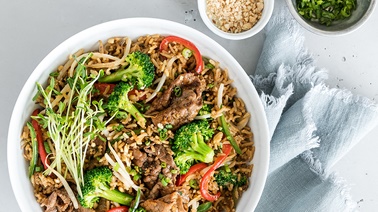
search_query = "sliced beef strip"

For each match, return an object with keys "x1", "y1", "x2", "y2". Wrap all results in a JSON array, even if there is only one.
[
  {"x1": 133, "y1": 144, "x2": 178, "y2": 191},
  {"x1": 147, "y1": 182, "x2": 164, "y2": 200},
  {"x1": 78, "y1": 205, "x2": 95, "y2": 212},
  {"x1": 94, "y1": 198, "x2": 108, "y2": 212},
  {"x1": 148, "y1": 73, "x2": 204, "y2": 112},
  {"x1": 147, "y1": 73, "x2": 206, "y2": 129},
  {"x1": 142, "y1": 157, "x2": 162, "y2": 189},
  {"x1": 140, "y1": 192, "x2": 187, "y2": 212},
  {"x1": 143, "y1": 145, "x2": 179, "y2": 184},
  {"x1": 151, "y1": 89, "x2": 203, "y2": 130},
  {"x1": 147, "y1": 182, "x2": 177, "y2": 200},
  {"x1": 148, "y1": 144, "x2": 177, "y2": 169},
  {"x1": 91, "y1": 136, "x2": 107, "y2": 155},
  {"x1": 41, "y1": 188, "x2": 73, "y2": 212},
  {"x1": 132, "y1": 148, "x2": 148, "y2": 167}
]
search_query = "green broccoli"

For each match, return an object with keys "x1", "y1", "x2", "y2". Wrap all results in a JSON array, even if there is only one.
[
  {"x1": 78, "y1": 166, "x2": 134, "y2": 209},
  {"x1": 98, "y1": 51, "x2": 155, "y2": 89},
  {"x1": 106, "y1": 82, "x2": 146, "y2": 126},
  {"x1": 173, "y1": 120, "x2": 215, "y2": 174},
  {"x1": 214, "y1": 169, "x2": 247, "y2": 187}
]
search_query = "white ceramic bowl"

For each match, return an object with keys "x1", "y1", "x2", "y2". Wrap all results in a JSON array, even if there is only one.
[
  {"x1": 198, "y1": 0, "x2": 274, "y2": 40},
  {"x1": 7, "y1": 18, "x2": 270, "y2": 212}
]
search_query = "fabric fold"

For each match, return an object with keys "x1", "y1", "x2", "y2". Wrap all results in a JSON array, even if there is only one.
[
  {"x1": 268, "y1": 95, "x2": 319, "y2": 173},
  {"x1": 307, "y1": 84, "x2": 378, "y2": 171},
  {"x1": 255, "y1": 155, "x2": 325, "y2": 212},
  {"x1": 271, "y1": 63, "x2": 327, "y2": 110}
]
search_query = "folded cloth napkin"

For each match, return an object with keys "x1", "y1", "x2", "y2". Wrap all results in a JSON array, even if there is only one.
[{"x1": 250, "y1": 1, "x2": 378, "y2": 211}]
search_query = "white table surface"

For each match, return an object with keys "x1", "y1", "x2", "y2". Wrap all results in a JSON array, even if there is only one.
[{"x1": 1, "y1": 0, "x2": 377, "y2": 211}]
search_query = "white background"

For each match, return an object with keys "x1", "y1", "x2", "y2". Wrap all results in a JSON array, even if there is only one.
[{"x1": 0, "y1": 0, "x2": 377, "y2": 211}]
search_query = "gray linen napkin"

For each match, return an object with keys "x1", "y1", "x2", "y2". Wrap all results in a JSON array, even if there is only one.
[{"x1": 250, "y1": 1, "x2": 378, "y2": 211}]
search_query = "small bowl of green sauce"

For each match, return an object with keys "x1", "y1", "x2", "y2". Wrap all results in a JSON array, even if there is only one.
[{"x1": 285, "y1": 0, "x2": 376, "y2": 36}]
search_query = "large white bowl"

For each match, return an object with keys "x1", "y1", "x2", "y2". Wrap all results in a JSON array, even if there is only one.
[{"x1": 8, "y1": 18, "x2": 269, "y2": 212}]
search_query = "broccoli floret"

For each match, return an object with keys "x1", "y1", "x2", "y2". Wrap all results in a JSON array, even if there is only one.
[
  {"x1": 99, "y1": 51, "x2": 155, "y2": 89},
  {"x1": 173, "y1": 120, "x2": 215, "y2": 174},
  {"x1": 214, "y1": 169, "x2": 247, "y2": 187},
  {"x1": 106, "y1": 82, "x2": 146, "y2": 127},
  {"x1": 78, "y1": 166, "x2": 134, "y2": 208}
]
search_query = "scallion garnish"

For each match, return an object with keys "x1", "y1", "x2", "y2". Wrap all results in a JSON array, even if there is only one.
[{"x1": 296, "y1": 0, "x2": 357, "y2": 26}]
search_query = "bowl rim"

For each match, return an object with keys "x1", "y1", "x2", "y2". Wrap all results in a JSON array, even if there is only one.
[
  {"x1": 285, "y1": 0, "x2": 377, "y2": 36},
  {"x1": 198, "y1": 0, "x2": 275, "y2": 40},
  {"x1": 7, "y1": 17, "x2": 270, "y2": 212}
]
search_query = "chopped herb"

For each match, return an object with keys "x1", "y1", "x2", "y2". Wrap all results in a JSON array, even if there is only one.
[
  {"x1": 134, "y1": 102, "x2": 150, "y2": 113},
  {"x1": 296, "y1": 0, "x2": 357, "y2": 26},
  {"x1": 114, "y1": 163, "x2": 120, "y2": 172},
  {"x1": 161, "y1": 162, "x2": 167, "y2": 168},
  {"x1": 44, "y1": 141, "x2": 51, "y2": 154},
  {"x1": 112, "y1": 124, "x2": 124, "y2": 132},
  {"x1": 198, "y1": 103, "x2": 212, "y2": 116},
  {"x1": 161, "y1": 176, "x2": 171, "y2": 187},
  {"x1": 133, "y1": 174, "x2": 141, "y2": 181},
  {"x1": 189, "y1": 179, "x2": 199, "y2": 189},
  {"x1": 158, "y1": 124, "x2": 172, "y2": 141},
  {"x1": 197, "y1": 202, "x2": 212, "y2": 212},
  {"x1": 134, "y1": 166, "x2": 140, "y2": 173},
  {"x1": 182, "y1": 48, "x2": 193, "y2": 59},
  {"x1": 205, "y1": 63, "x2": 215, "y2": 70},
  {"x1": 158, "y1": 173, "x2": 171, "y2": 186},
  {"x1": 145, "y1": 139, "x2": 151, "y2": 146},
  {"x1": 129, "y1": 169, "x2": 137, "y2": 176},
  {"x1": 224, "y1": 165, "x2": 231, "y2": 173},
  {"x1": 173, "y1": 86, "x2": 182, "y2": 97},
  {"x1": 49, "y1": 71, "x2": 59, "y2": 77},
  {"x1": 134, "y1": 128, "x2": 142, "y2": 135},
  {"x1": 35, "y1": 166, "x2": 43, "y2": 172}
]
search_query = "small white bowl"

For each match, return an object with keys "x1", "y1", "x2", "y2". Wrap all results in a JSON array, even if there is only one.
[
  {"x1": 198, "y1": 0, "x2": 274, "y2": 40},
  {"x1": 8, "y1": 18, "x2": 270, "y2": 212}
]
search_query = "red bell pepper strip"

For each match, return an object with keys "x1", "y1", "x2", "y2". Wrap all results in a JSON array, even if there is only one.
[
  {"x1": 176, "y1": 162, "x2": 207, "y2": 186},
  {"x1": 200, "y1": 144, "x2": 232, "y2": 202},
  {"x1": 159, "y1": 35, "x2": 204, "y2": 74},
  {"x1": 94, "y1": 82, "x2": 116, "y2": 96},
  {"x1": 107, "y1": 206, "x2": 129, "y2": 212},
  {"x1": 31, "y1": 109, "x2": 50, "y2": 170}
]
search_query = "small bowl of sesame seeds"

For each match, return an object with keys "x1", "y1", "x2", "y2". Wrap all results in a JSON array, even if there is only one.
[{"x1": 198, "y1": 0, "x2": 274, "y2": 40}]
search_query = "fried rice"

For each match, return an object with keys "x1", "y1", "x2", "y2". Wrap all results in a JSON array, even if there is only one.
[{"x1": 21, "y1": 34, "x2": 255, "y2": 212}]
